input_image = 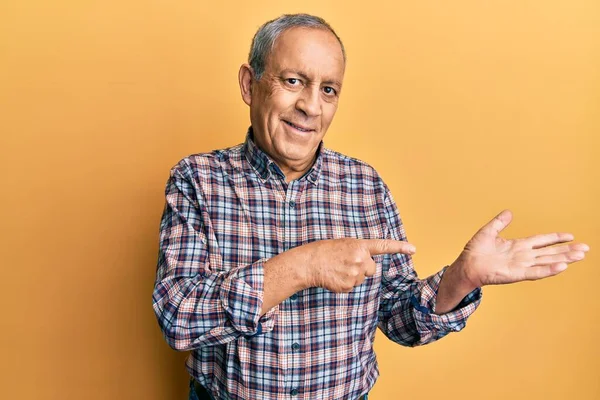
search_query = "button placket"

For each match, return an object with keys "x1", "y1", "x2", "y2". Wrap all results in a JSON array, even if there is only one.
[{"x1": 283, "y1": 180, "x2": 303, "y2": 398}]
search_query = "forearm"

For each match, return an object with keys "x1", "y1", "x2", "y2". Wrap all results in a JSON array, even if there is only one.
[
  {"x1": 434, "y1": 259, "x2": 478, "y2": 315},
  {"x1": 261, "y1": 245, "x2": 311, "y2": 315}
]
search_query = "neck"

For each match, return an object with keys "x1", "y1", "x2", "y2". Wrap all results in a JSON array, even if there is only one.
[
  {"x1": 249, "y1": 130, "x2": 319, "y2": 183},
  {"x1": 274, "y1": 156, "x2": 316, "y2": 183}
]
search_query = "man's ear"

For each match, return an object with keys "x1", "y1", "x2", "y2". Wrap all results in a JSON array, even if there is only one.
[{"x1": 239, "y1": 64, "x2": 254, "y2": 106}]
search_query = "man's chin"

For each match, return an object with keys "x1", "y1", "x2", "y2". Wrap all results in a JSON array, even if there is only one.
[{"x1": 281, "y1": 148, "x2": 319, "y2": 165}]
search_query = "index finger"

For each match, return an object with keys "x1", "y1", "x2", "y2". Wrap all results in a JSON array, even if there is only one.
[{"x1": 363, "y1": 239, "x2": 416, "y2": 256}]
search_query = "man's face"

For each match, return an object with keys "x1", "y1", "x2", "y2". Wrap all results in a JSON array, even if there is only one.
[{"x1": 246, "y1": 27, "x2": 345, "y2": 172}]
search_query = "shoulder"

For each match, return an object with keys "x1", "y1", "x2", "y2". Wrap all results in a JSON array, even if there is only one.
[
  {"x1": 321, "y1": 148, "x2": 385, "y2": 188},
  {"x1": 169, "y1": 143, "x2": 244, "y2": 182}
]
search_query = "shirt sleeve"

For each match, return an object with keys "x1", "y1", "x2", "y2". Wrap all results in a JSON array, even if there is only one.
[
  {"x1": 377, "y1": 184, "x2": 482, "y2": 347},
  {"x1": 152, "y1": 160, "x2": 279, "y2": 351}
]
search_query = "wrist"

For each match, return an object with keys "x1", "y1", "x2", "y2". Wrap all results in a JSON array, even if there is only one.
[
  {"x1": 449, "y1": 254, "x2": 481, "y2": 293},
  {"x1": 434, "y1": 256, "x2": 480, "y2": 315},
  {"x1": 298, "y1": 242, "x2": 318, "y2": 290},
  {"x1": 271, "y1": 244, "x2": 315, "y2": 291}
]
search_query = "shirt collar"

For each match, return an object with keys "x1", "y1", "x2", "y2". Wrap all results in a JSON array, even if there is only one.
[{"x1": 242, "y1": 127, "x2": 323, "y2": 185}]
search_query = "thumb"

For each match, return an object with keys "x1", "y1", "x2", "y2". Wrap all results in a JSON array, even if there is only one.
[
  {"x1": 364, "y1": 239, "x2": 416, "y2": 256},
  {"x1": 478, "y1": 209, "x2": 513, "y2": 237}
]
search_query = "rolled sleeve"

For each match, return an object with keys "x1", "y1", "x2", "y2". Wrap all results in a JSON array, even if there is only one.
[
  {"x1": 411, "y1": 266, "x2": 482, "y2": 343},
  {"x1": 220, "y1": 258, "x2": 279, "y2": 337}
]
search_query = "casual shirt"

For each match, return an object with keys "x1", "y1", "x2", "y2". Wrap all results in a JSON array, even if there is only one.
[{"x1": 153, "y1": 129, "x2": 482, "y2": 400}]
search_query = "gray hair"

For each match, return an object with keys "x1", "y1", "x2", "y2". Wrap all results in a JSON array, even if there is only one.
[{"x1": 248, "y1": 14, "x2": 346, "y2": 80}]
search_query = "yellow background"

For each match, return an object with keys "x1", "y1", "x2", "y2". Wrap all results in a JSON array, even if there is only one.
[{"x1": 1, "y1": 1, "x2": 598, "y2": 399}]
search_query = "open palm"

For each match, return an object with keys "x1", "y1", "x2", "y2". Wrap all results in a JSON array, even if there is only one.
[{"x1": 459, "y1": 210, "x2": 589, "y2": 288}]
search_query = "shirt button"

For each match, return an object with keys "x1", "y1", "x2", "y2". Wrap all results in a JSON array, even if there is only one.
[
  {"x1": 290, "y1": 388, "x2": 299, "y2": 396},
  {"x1": 290, "y1": 293, "x2": 298, "y2": 301},
  {"x1": 291, "y1": 342, "x2": 300, "y2": 351},
  {"x1": 288, "y1": 201, "x2": 296, "y2": 208}
]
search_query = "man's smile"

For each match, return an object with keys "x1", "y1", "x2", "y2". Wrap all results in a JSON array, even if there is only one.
[{"x1": 283, "y1": 120, "x2": 315, "y2": 133}]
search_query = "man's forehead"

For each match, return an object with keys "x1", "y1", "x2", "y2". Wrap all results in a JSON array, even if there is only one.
[{"x1": 267, "y1": 27, "x2": 345, "y2": 83}]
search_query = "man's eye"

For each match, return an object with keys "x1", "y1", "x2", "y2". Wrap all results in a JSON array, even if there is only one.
[
  {"x1": 323, "y1": 86, "x2": 337, "y2": 96},
  {"x1": 286, "y1": 78, "x2": 299, "y2": 85}
]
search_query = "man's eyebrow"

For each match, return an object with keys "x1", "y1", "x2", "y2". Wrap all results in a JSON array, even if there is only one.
[
  {"x1": 322, "y1": 79, "x2": 343, "y2": 88},
  {"x1": 281, "y1": 69, "x2": 342, "y2": 88}
]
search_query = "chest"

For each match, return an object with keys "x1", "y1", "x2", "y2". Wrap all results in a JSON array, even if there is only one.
[{"x1": 203, "y1": 175, "x2": 386, "y2": 269}]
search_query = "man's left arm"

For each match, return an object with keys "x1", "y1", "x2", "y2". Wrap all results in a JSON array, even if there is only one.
[
  {"x1": 377, "y1": 186, "x2": 482, "y2": 347},
  {"x1": 378, "y1": 185, "x2": 589, "y2": 346}
]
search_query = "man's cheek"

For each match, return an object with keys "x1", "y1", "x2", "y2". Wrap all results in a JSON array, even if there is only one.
[{"x1": 323, "y1": 107, "x2": 337, "y2": 125}]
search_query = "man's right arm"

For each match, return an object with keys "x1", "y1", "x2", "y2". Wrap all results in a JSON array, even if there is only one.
[
  {"x1": 262, "y1": 238, "x2": 417, "y2": 315},
  {"x1": 153, "y1": 162, "x2": 279, "y2": 351}
]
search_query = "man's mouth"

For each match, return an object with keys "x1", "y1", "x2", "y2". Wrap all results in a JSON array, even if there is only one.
[{"x1": 283, "y1": 120, "x2": 314, "y2": 133}]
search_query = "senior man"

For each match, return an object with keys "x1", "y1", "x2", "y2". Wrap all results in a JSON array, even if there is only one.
[{"x1": 152, "y1": 14, "x2": 589, "y2": 400}]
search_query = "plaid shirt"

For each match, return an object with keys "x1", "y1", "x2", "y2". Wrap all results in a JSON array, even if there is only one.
[{"x1": 153, "y1": 130, "x2": 482, "y2": 400}]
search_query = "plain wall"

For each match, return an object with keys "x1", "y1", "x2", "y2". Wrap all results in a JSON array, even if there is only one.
[{"x1": 1, "y1": 1, "x2": 598, "y2": 399}]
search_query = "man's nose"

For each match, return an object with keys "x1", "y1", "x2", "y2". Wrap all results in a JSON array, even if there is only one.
[{"x1": 295, "y1": 86, "x2": 322, "y2": 117}]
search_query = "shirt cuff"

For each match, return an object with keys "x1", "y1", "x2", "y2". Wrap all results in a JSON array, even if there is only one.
[
  {"x1": 412, "y1": 266, "x2": 482, "y2": 341},
  {"x1": 219, "y1": 259, "x2": 279, "y2": 337}
]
